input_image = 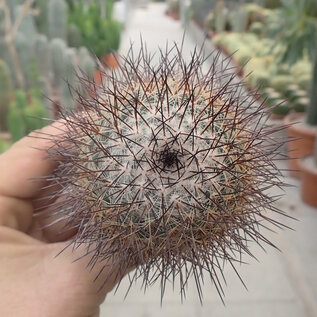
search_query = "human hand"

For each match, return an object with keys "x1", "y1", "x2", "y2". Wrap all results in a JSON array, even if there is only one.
[{"x1": 0, "y1": 123, "x2": 129, "y2": 317}]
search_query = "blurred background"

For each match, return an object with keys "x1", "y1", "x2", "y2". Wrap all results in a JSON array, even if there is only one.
[{"x1": 0, "y1": 0, "x2": 317, "y2": 316}]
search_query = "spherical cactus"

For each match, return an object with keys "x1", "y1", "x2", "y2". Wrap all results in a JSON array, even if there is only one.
[{"x1": 42, "y1": 43, "x2": 288, "y2": 301}]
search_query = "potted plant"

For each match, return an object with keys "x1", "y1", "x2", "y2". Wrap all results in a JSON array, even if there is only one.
[
  {"x1": 68, "y1": 1, "x2": 122, "y2": 70},
  {"x1": 298, "y1": 33, "x2": 317, "y2": 207},
  {"x1": 269, "y1": 0, "x2": 317, "y2": 178}
]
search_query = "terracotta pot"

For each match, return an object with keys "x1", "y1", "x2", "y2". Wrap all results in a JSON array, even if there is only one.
[
  {"x1": 284, "y1": 113, "x2": 317, "y2": 178},
  {"x1": 166, "y1": 10, "x2": 180, "y2": 20},
  {"x1": 94, "y1": 69, "x2": 102, "y2": 85},
  {"x1": 100, "y1": 53, "x2": 118, "y2": 69},
  {"x1": 299, "y1": 156, "x2": 317, "y2": 207}
]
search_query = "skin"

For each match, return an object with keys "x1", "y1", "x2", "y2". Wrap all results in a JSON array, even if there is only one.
[{"x1": 0, "y1": 123, "x2": 130, "y2": 317}]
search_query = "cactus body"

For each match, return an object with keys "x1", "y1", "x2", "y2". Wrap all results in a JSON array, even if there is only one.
[
  {"x1": 0, "y1": 59, "x2": 13, "y2": 131},
  {"x1": 61, "y1": 48, "x2": 77, "y2": 111},
  {"x1": 67, "y1": 24, "x2": 82, "y2": 48},
  {"x1": 232, "y1": 8, "x2": 248, "y2": 33},
  {"x1": 34, "y1": 35, "x2": 51, "y2": 78},
  {"x1": 48, "y1": 0, "x2": 67, "y2": 41},
  {"x1": 50, "y1": 38, "x2": 66, "y2": 89},
  {"x1": 14, "y1": 32, "x2": 37, "y2": 90},
  {"x1": 42, "y1": 43, "x2": 288, "y2": 301},
  {"x1": 13, "y1": 5, "x2": 37, "y2": 42}
]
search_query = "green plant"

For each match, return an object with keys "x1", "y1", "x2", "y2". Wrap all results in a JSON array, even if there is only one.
[
  {"x1": 0, "y1": 59, "x2": 13, "y2": 131},
  {"x1": 49, "y1": 0, "x2": 68, "y2": 41},
  {"x1": 67, "y1": 24, "x2": 82, "y2": 48},
  {"x1": 7, "y1": 90, "x2": 47, "y2": 142},
  {"x1": 271, "y1": 101, "x2": 291, "y2": 117},
  {"x1": 7, "y1": 90, "x2": 27, "y2": 141},
  {"x1": 68, "y1": 2, "x2": 122, "y2": 57},
  {"x1": 269, "y1": 0, "x2": 317, "y2": 64},
  {"x1": 231, "y1": 7, "x2": 248, "y2": 33}
]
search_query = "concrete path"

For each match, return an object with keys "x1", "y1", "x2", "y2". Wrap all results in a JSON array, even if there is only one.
[{"x1": 100, "y1": 3, "x2": 317, "y2": 316}]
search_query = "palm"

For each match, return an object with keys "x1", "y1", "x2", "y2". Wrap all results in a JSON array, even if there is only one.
[{"x1": 0, "y1": 125, "x2": 127, "y2": 317}]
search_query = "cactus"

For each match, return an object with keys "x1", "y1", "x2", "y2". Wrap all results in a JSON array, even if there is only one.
[
  {"x1": 34, "y1": 0, "x2": 49, "y2": 35},
  {"x1": 61, "y1": 48, "x2": 77, "y2": 111},
  {"x1": 67, "y1": 24, "x2": 82, "y2": 48},
  {"x1": 13, "y1": 5, "x2": 37, "y2": 42},
  {"x1": 231, "y1": 8, "x2": 248, "y2": 33},
  {"x1": 293, "y1": 97, "x2": 309, "y2": 113},
  {"x1": 8, "y1": 90, "x2": 47, "y2": 141},
  {"x1": 41, "y1": 43, "x2": 288, "y2": 301},
  {"x1": 249, "y1": 21, "x2": 264, "y2": 36},
  {"x1": 78, "y1": 47, "x2": 96, "y2": 79},
  {"x1": 24, "y1": 97, "x2": 47, "y2": 134},
  {"x1": 0, "y1": 59, "x2": 13, "y2": 131},
  {"x1": 7, "y1": 90, "x2": 27, "y2": 141},
  {"x1": 214, "y1": 0, "x2": 226, "y2": 33},
  {"x1": 34, "y1": 34, "x2": 51, "y2": 78},
  {"x1": 50, "y1": 38, "x2": 66, "y2": 89},
  {"x1": 271, "y1": 101, "x2": 291, "y2": 117},
  {"x1": 14, "y1": 32, "x2": 37, "y2": 90},
  {"x1": 48, "y1": 0, "x2": 67, "y2": 41}
]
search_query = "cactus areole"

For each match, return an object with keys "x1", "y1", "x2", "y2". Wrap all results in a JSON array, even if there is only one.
[{"x1": 42, "y1": 43, "x2": 287, "y2": 302}]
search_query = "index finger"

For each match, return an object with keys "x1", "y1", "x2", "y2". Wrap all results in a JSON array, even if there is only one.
[{"x1": 0, "y1": 121, "x2": 65, "y2": 199}]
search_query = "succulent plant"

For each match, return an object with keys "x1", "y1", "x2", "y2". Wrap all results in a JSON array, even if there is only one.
[
  {"x1": 40, "y1": 43, "x2": 288, "y2": 301},
  {"x1": 34, "y1": 34, "x2": 51, "y2": 78},
  {"x1": 50, "y1": 38, "x2": 66, "y2": 89},
  {"x1": 0, "y1": 59, "x2": 13, "y2": 131},
  {"x1": 231, "y1": 8, "x2": 248, "y2": 33},
  {"x1": 7, "y1": 90, "x2": 27, "y2": 141},
  {"x1": 8, "y1": 90, "x2": 47, "y2": 141},
  {"x1": 48, "y1": 0, "x2": 67, "y2": 41}
]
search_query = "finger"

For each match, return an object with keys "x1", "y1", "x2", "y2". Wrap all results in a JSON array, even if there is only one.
[
  {"x1": 0, "y1": 121, "x2": 65, "y2": 199},
  {"x1": 51, "y1": 241, "x2": 136, "y2": 298},
  {"x1": 0, "y1": 196, "x2": 33, "y2": 232}
]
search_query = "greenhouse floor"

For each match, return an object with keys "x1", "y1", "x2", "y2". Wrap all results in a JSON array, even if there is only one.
[{"x1": 100, "y1": 3, "x2": 317, "y2": 317}]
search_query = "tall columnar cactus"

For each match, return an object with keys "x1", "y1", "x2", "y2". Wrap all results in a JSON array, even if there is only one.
[
  {"x1": 78, "y1": 47, "x2": 96, "y2": 79},
  {"x1": 50, "y1": 38, "x2": 66, "y2": 90},
  {"x1": 13, "y1": 5, "x2": 37, "y2": 42},
  {"x1": 232, "y1": 8, "x2": 248, "y2": 33},
  {"x1": 0, "y1": 59, "x2": 13, "y2": 131},
  {"x1": 214, "y1": 0, "x2": 226, "y2": 33},
  {"x1": 67, "y1": 24, "x2": 82, "y2": 48},
  {"x1": 41, "y1": 43, "x2": 289, "y2": 301},
  {"x1": 34, "y1": 34, "x2": 51, "y2": 78},
  {"x1": 48, "y1": 0, "x2": 67, "y2": 41},
  {"x1": 34, "y1": 0, "x2": 49, "y2": 36},
  {"x1": 61, "y1": 48, "x2": 77, "y2": 111},
  {"x1": 14, "y1": 32, "x2": 36, "y2": 90}
]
